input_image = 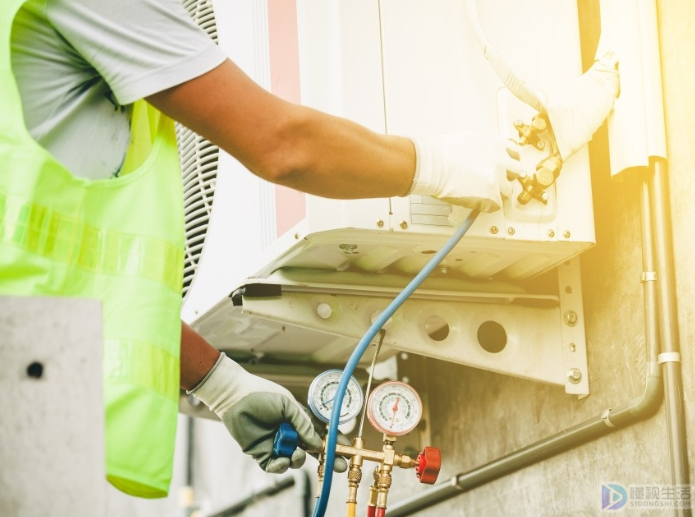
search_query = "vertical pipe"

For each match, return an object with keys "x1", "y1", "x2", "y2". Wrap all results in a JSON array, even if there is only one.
[
  {"x1": 648, "y1": 158, "x2": 691, "y2": 500},
  {"x1": 186, "y1": 416, "x2": 195, "y2": 487},
  {"x1": 640, "y1": 178, "x2": 660, "y2": 365}
]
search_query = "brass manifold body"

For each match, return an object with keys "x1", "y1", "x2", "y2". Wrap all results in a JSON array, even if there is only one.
[
  {"x1": 512, "y1": 114, "x2": 564, "y2": 205},
  {"x1": 314, "y1": 435, "x2": 420, "y2": 512}
]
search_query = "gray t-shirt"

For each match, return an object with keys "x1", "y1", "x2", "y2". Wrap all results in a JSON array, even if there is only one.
[{"x1": 11, "y1": 0, "x2": 227, "y2": 179}]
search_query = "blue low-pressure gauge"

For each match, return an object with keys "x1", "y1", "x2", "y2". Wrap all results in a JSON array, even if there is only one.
[{"x1": 308, "y1": 369, "x2": 364, "y2": 424}]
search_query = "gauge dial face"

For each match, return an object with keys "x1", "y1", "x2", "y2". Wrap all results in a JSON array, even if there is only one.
[
  {"x1": 308, "y1": 370, "x2": 364, "y2": 424},
  {"x1": 366, "y1": 381, "x2": 422, "y2": 436}
]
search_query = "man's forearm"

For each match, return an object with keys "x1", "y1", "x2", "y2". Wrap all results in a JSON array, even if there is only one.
[
  {"x1": 147, "y1": 59, "x2": 416, "y2": 200},
  {"x1": 180, "y1": 321, "x2": 221, "y2": 391}
]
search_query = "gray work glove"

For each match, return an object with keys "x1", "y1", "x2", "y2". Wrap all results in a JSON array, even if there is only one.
[
  {"x1": 189, "y1": 353, "x2": 349, "y2": 474},
  {"x1": 409, "y1": 132, "x2": 521, "y2": 212}
]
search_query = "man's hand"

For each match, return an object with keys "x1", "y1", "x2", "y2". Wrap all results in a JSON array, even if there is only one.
[
  {"x1": 409, "y1": 132, "x2": 521, "y2": 212},
  {"x1": 188, "y1": 353, "x2": 349, "y2": 474}
]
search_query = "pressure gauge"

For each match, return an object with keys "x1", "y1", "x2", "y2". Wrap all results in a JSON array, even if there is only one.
[
  {"x1": 308, "y1": 369, "x2": 364, "y2": 424},
  {"x1": 366, "y1": 381, "x2": 423, "y2": 436}
]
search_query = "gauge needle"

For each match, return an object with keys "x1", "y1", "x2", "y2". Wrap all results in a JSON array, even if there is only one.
[{"x1": 390, "y1": 397, "x2": 400, "y2": 427}]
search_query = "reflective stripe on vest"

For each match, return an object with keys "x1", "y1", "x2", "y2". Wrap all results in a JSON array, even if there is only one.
[{"x1": 2, "y1": 1, "x2": 184, "y2": 498}]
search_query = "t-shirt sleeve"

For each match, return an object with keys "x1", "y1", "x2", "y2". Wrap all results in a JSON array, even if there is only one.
[{"x1": 46, "y1": 0, "x2": 227, "y2": 105}]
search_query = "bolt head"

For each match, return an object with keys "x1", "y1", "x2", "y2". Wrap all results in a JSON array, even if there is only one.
[
  {"x1": 376, "y1": 219, "x2": 384, "y2": 228},
  {"x1": 569, "y1": 343, "x2": 577, "y2": 352},
  {"x1": 400, "y1": 221, "x2": 408, "y2": 230},
  {"x1": 547, "y1": 229, "x2": 555, "y2": 238},
  {"x1": 564, "y1": 311, "x2": 578, "y2": 327},
  {"x1": 563, "y1": 230, "x2": 571, "y2": 239},
  {"x1": 317, "y1": 303, "x2": 332, "y2": 319},
  {"x1": 567, "y1": 368, "x2": 582, "y2": 384},
  {"x1": 507, "y1": 227, "x2": 515, "y2": 236},
  {"x1": 489, "y1": 226, "x2": 499, "y2": 234}
]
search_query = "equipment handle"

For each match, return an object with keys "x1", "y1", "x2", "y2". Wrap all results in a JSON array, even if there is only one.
[{"x1": 272, "y1": 422, "x2": 299, "y2": 458}]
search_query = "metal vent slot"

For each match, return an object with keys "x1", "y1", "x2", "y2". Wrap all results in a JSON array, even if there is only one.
[{"x1": 178, "y1": 0, "x2": 220, "y2": 299}]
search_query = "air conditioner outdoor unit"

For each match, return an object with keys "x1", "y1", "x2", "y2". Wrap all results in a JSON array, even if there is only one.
[{"x1": 180, "y1": 0, "x2": 593, "y2": 395}]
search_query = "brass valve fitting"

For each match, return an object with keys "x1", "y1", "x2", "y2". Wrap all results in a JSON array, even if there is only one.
[
  {"x1": 512, "y1": 114, "x2": 564, "y2": 205},
  {"x1": 514, "y1": 115, "x2": 548, "y2": 150},
  {"x1": 535, "y1": 155, "x2": 562, "y2": 188}
]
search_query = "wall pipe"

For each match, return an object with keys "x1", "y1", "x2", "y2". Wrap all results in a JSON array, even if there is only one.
[
  {"x1": 384, "y1": 172, "x2": 668, "y2": 517},
  {"x1": 649, "y1": 158, "x2": 691, "y2": 498},
  {"x1": 207, "y1": 471, "x2": 312, "y2": 517}
]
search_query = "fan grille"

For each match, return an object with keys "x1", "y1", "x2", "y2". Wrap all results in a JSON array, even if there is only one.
[{"x1": 178, "y1": 0, "x2": 220, "y2": 299}]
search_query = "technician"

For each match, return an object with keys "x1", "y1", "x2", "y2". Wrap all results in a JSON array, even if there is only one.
[{"x1": 4, "y1": 0, "x2": 519, "y2": 498}]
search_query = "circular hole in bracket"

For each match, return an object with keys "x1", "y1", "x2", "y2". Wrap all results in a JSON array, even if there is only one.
[
  {"x1": 424, "y1": 315, "x2": 450, "y2": 341},
  {"x1": 27, "y1": 361, "x2": 44, "y2": 379},
  {"x1": 477, "y1": 321, "x2": 507, "y2": 353}
]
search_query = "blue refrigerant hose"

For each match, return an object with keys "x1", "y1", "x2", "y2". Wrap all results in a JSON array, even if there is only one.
[{"x1": 311, "y1": 208, "x2": 480, "y2": 517}]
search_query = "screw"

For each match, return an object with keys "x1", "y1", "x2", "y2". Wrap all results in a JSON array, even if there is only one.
[
  {"x1": 400, "y1": 352, "x2": 409, "y2": 360},
  {"x1": 564, "y1": 311, "x2": 578, "y2": 327},
  {"x1": 567, "y1": 368, "x2": 582, "y2": 384},
  {"x1": 339, "y1": 244, "x2": 358, "y2": 254},
  {"x1": 536, "y1": 140, "x2": 546, "y2": 150},
  {"x1": 376, "y1": 219, "x2": 384, "y2": 228},
  {"x1": 400, "y1": 221, "x2": 408, "y2": 230},
  {"x1": 507, "y1": 227, "x2": 516, "y2": 236},
  {"x1": 490, "y1": 226, "x2": 499, "y2": 234},
  {"x1": 540, "y1": 192, "x2": 550, "y2": 203},
  {"x1": 317, "y1": 303, "x2": 332, "y2": 319},
  {"x1": 563, "y1": 230, "x2": 571, "y2": 239},
  {"x1": 569, "y1": 343, "x2": 577, "y2": 352},
  {"x1": 294, "y1": 232, "x2": 299, "y2": 240},
  {"x1": 547, "y1": 229, "x2": 555, "y2": 238}
]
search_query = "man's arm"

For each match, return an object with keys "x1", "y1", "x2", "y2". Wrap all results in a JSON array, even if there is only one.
[
  {"x1": 180, "y1": 321, "x2": 220, "y2": 391},
  {"x1": 147, "y1": 59, "x2": 416, "y2": 200}
]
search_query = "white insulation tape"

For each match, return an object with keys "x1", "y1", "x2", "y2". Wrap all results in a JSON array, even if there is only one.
[
  {"x1": 465, "y1": 0, "x2": 620, "y2": 163},
  {"x1": 601, "y1": 0, "x2": 667, "y2": 179}
]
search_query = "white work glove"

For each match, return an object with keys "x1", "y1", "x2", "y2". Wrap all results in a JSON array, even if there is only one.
[
  {"x1": 408, "y1": 132, "x2": 522, "y2": 212},
  {"x1": 189, "y1": 353, "x2": 350, "y2": 474}
]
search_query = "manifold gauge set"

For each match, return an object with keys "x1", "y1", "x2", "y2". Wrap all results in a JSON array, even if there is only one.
[{"x1": 302, "y1": 368, "x2": 442, "y2": 516}]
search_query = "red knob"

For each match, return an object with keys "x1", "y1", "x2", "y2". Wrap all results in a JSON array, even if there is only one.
[{"x1": 415, "y1": 446, "x2": 441, "y2": 484}]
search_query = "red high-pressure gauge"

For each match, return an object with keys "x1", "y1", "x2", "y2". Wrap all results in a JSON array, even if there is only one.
[{"x1": 366, "y1": 381, "x2": 422, "y2": 436}]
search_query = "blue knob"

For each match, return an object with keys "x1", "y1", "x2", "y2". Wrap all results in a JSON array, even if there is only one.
[{"x1": 273, "y1": 422, "x2": 299, "y2": 458}]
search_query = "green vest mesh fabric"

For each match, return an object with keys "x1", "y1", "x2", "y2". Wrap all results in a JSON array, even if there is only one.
[{"x1": 1, "y1": 0, "x2": 185, "y2": 497}]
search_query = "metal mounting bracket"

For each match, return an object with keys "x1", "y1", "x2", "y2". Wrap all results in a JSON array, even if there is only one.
[{"x1": 233, "y1": 262, "x2": 590, "y2": 396}]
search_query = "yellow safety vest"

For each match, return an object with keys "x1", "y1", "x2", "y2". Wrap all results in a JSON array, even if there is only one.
[{"x1": 1, "y1": 0, "x2": 184, "y2": 498}]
